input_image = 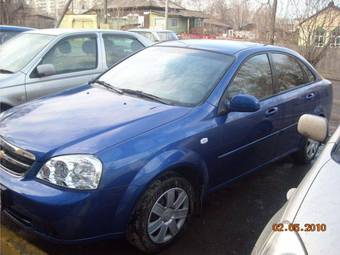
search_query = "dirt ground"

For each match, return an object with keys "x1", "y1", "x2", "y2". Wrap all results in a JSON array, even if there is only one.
[{"x1": 1, "y1": 80, "x2": 339, "y2": 255}]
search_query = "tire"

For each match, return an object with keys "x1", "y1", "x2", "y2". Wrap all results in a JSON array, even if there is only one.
[
  {"x1": 293, "y1": 137, "x2": 320, "y2": 165},
  {"x1": 127, "y1": 173, "x2": 195, "y2": 253}
]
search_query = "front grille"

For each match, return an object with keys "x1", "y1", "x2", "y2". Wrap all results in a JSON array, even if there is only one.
[{"x1": 0, "y1": 137, "x2": 35, "y2": 176}]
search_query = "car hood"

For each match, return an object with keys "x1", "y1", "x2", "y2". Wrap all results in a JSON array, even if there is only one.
[
  {"x1": 0, "y1": 85, "x2": 191, "y2": 161},
  {"x1": 0, "y1": 72, "x2": 26, "y2": 87},
  {"x1": 293, "y1": 158, "x2": 340, "y2": 254}
]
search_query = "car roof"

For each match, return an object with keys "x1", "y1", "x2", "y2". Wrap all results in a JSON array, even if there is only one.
[
  {"x1": 26, "y1": 28, "x2": 143, "y2": 36},
  {"x1": 0, "y1": 25, "x2": 34, "y2": 32},
  {"x1": 22, "y1": 28, "x2": 153, "y2": 46},
  {"x1": 157, "y1": 39, "x2": 269, "y2": 55},
  {"x1": 129, "y1": 29, "x2": 175, "y2": 33}
]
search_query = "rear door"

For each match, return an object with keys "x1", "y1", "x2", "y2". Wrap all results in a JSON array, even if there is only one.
[
  {"x1": 102, "y1": 33, "x2": 145, "y2": 68},
  {"x1": 25, "y1": 33, "x2": 103, "y2": 101},
  {"x1": 269, "y1": 52, "x2": 320, "y2": 156}
]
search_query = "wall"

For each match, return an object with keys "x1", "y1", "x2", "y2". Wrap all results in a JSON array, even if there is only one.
[
  {"x1": 149, "y1": 12, "x2": 188, "y2": 33},
  {"x1": 316, "y1": 48, "x2": 340, "y2": 80},
  {"x1": 59, "y1": 14, "x2": 98, "y2": 29}
]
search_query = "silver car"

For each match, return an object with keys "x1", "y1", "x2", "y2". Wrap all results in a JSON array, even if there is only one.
[
  {"x1": 0, "y1": 29, "x2": 151, "y2": 112},
  {"x1": 252, "y1": 114, "x2": 340, "y2": 255},
  {"x1": 128, "y1": 29, "x2": 178, "y2": 43}
]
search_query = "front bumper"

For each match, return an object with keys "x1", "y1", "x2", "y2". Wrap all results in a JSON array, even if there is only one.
[{"x1": 0, "y1": 167, "x2": 127, "y2": 243}]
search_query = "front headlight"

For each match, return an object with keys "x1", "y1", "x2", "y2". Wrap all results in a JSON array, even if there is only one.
[
  {"x1": 257, "y1": 223, "x2": 307, "y2": 255},
  {"x1": 37, "y1": 155, "x2": 102, "y2": 190}
]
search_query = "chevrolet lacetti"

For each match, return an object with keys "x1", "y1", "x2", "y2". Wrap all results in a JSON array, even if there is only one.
[{"x1": 0, "y1": 40, "x2": 333, "y2": 253}]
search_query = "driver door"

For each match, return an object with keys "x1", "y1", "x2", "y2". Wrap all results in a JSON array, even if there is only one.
[
  {"x1": 25, "y1": 34, "x2": 103, "y2": 101},
  {"x1": 211, "y1": 53, "x2": 282, "y2": 187}
]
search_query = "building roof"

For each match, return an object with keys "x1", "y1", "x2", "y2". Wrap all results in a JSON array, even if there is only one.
[
  {"x1": 300, "y1": 1, "x2": 340, "y2": 25},
  {"x1": 157, "y1": 39, "x2": 265, "y2": 55},
  {"x1": 97, "y1": 0, "x2": 184, "y2": 10},
  {"x1": 203, "y1": 19, "x2": 232, "y2": 28},
  {"x1": 152, "y1": 9, "x2": 206, "y2": 19}
]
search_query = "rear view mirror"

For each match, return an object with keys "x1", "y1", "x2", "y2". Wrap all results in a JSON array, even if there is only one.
[
  {"x1": 36, "y1": 64, "x2": 56, "y2": 77},
  {"x1": 228, "y1": 94, "x2": 260, "y2": 113},
  {"x1": 297, "y1": 114, "x2": 328, "y2": 142}
]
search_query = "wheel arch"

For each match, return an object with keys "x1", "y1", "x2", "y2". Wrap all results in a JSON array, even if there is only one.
[{"x1": 111, "y1": 149, "x2": 209, "y2": 233}]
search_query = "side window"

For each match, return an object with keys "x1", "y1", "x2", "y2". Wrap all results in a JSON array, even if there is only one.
[
  {"x1": 41, "y1": 35, "x2": 98, "y2": 74},
  {"x1": 299, "y1": 61, "x2": 315, "y2": 83},
  {"x1": 103, "y1": 34, "x2": 144, "y2": 67},
  {"x1": 227, "y1": 54, "x2": 273, "y2": 100},
  {"x1": 271, "y1": 53, "x2": 310, "y2": 92}
]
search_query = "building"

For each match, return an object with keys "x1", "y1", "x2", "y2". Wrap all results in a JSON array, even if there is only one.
[
  {"x1": 32, "y1": 0, "x2": 66, "y2": 16},
  {"x1": 90, "y1": 0, "x2": 205, "y2": 34},
  {"x1": 298, "y1": 1, "x2": 340, "y2": 47}
]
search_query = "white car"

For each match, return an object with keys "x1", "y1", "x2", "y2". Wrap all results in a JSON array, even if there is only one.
[{"x1": 252, "y1": 114, "x2": 340, "y2": 255}]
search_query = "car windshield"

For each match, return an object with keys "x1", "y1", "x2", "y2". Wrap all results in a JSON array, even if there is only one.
[
  {"x1": 157, "y1": 32, "x2": 178, "y2": 41},
  {"x1": 135, "y1": 31, "x2": 157, "y2": 42},
  {"x1": 99, "y1": 46, "x2": 234, "y2": 106},
  {"x1": 0, "y1": 31, "x2": 19, "y2": 44},
  {"x1": 0, "y1": 33, "x2": 55, "y2": 73}
]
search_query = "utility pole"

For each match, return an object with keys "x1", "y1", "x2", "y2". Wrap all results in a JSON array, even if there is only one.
[
  {"x1": 104, "y1": 0, "x2": 108, "y2": 24},
  {"x1": 56, "y1": 0, "x2": 73, "y2": 28},
  {"x1": 165, "y1": 0, "x2": 168, "y2": 30},
  {"x1": 270, "y1": 0, "x2": 278, "y2": 45}
]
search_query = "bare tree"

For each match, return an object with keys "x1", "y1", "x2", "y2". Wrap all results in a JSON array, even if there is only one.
[
  {"x1": 0, "y1": 0, "x2": 26, "y2": 24},
  {"x1": 269, "y1": 0, "x2": 278, "y2": 44}
]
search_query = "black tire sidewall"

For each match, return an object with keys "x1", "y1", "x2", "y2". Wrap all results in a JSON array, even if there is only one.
[{"x1": 127, "y1": 174, "x2": 195, "y2": 253}]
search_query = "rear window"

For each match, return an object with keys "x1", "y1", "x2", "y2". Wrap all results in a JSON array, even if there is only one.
[{"x1": 271, "y1": 53, "x2": 312, "y2": 92}]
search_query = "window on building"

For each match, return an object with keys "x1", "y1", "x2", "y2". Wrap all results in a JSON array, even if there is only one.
[
  {"x1": 331, "y1": 27, "x2": 340, "y2": 47},
  {"x1": 169, "y1": 18, "x2": 178, "y2": 27},
  {"x1": 314, "y1": 27, "x2": 326, "y2": 47}
]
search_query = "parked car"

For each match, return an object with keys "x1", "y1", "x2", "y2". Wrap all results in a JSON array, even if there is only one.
[
  {"x1": 0, "y1": 40, "x2": 332, "y2": 253},
  {"x1": 0, "y1": 25, "x2": 33, "y2": 44},
  {"x1": 0, "y1": 29, "x2": 151, "y2": 111},
  {"x1": 252, "y1": 114, "x2": 339, "y2": 255},
  {"x1": 129, "y1": 28, "x2": 178, "y2": 43}
]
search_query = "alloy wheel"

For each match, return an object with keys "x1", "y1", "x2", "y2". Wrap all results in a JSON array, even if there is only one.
[{"x1": 147, "y1": 187, "x2": 189, "y2": 244}]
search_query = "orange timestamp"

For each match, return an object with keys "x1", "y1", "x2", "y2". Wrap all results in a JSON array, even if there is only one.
[{"x1": 272, "y1": 223, "x2": 327, "y2": 232}]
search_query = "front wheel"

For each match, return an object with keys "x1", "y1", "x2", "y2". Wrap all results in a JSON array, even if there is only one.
[
  {"x1": 127, "y1": 174, "x2": 194, "y2": 253},
  {"x1": 293, "y1": 138, "x2": 320, "y2": 164}
]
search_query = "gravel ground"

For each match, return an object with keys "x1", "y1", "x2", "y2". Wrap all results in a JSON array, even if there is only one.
[{"x1": 1, "y1": 80, "x2": 339, "y2": 255}]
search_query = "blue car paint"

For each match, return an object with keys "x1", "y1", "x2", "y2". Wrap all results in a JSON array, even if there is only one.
[
  {"x1": 0, "y1": 25, "x2": 34, "y2": 32},
  {"x1": 0, "y1": 40, "x2": 333, "y2": 242}
]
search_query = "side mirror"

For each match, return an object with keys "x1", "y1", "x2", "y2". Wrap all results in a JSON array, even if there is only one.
[
  {"x1": 297, "y1": 114, "x2": 328, "y2": 143},
  {"x1": 228, "y1": 94, "x2": 260, "y2": 113},
  {"x1": 36, "y1": 64, "x2": 56, "y2": 77}
]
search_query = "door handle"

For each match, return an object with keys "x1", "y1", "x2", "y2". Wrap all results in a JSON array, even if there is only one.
[
  {"x1": 306, "y1": 92, "x2": 315, "y2": 100},
  {"x1": 265, "y1": 107, "x2": 279, "y2": 117}
]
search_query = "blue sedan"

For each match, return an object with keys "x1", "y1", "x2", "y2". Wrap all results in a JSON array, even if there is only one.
[
  {"x1": 0, "y1": 40, "x2": 332, "y2": 253},
  {"x1": 0, "y1": 25, "x2": 33, "y2": 44}
]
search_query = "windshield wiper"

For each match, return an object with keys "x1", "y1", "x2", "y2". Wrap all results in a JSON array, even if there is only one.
[
  {"x1": 121, "y1": 88, "x2": 171, "y2": 105},
  {"x1": 0, "y1": 69, "x2": 14, "y2": 74},
  {"x1": 90, "y1": 80, "x2": 123, "y2": 94}
]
